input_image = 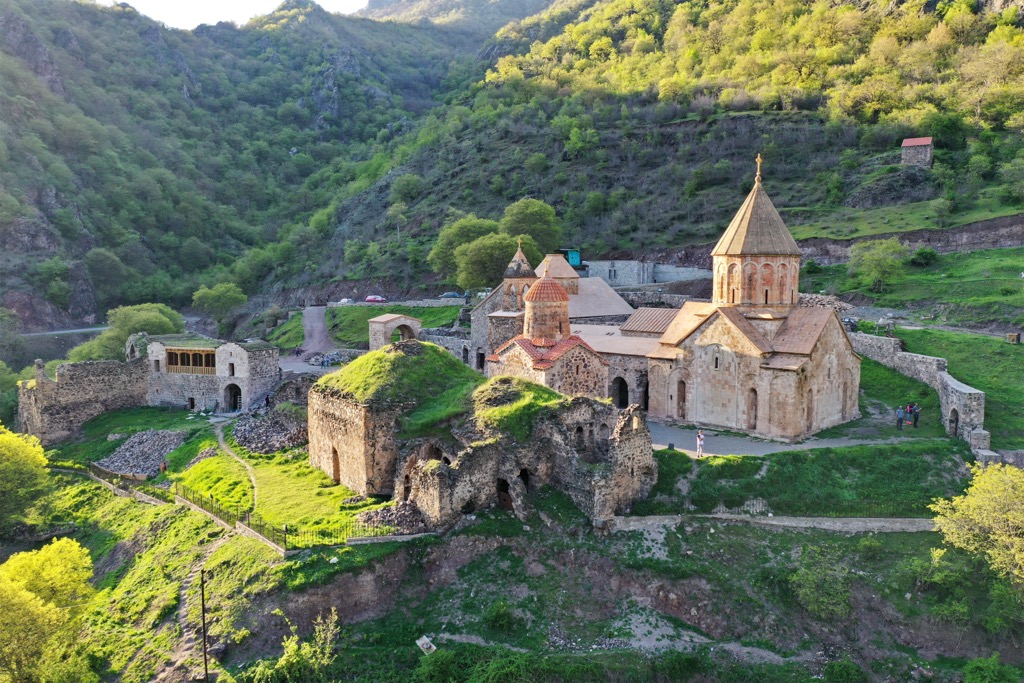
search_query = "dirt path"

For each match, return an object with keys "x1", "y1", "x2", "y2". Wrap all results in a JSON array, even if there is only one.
[
  {"x1": 155, "y1": 534, "x2": 230, "y2": 683},
  {"x1": 615, "y1": 514, "x2": 934, "y2": 534},
  {"x1": 215, "y1": 422, "x2": 257, "y2": 509}
]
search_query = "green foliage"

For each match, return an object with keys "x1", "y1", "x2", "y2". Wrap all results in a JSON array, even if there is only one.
[
  {"x1": 267, "y1": 311, "x2": 305, "y2": 351},
  {"x1": 482, "y1": 600, "x2": 522, "y2": 633},
  {"x1": 932, "y1": 464, "x2": 1024, "y2": 586},
  {"x1": 427, "y1": 215, "x2": 501, "y2": 276},
  {"x1": 0, "y1": 425, "x2": 49, "y2": 530},
  {"x1": 847, "y1": 238, "x2": 909, "y2": 292},
  {"x1": 963, "y1": 653, "x2": 1021, "y2": 683},
  {"x1": 241, "y1": 608, "x2": 340, "y2": 683},
  {"x1": 909, "y1": 247, "x2": 939, "y2": 267},
  {"x1": 390, "y1": 174, "x2": 425, "y2": 204},
  {"x1": 454, "y1": 232, "x2": 543, "y2": 290},
  {"x1": 823, "y1": 658, "x2": 868, "y2": 683},
  {"x1": 473, "y1": 376, "x2": 567, "y2": 441},
  {"x1": 68, "y1": 304, "x2": 184, "y2": 362},
  {"x1": 192, "y1": 282, "x2": 248, "y2": 326},
  {"x1": 176, "y1": 453, "x2": 254, "y2": 512},
  {"x1": 497, "y1": 198, "x2": 562, "y2": 254},
  {"x1": 790, "y1": 546, "x2": 852, "y2": 621}
]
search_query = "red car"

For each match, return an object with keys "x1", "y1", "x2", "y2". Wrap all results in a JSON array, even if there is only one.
[{"x1": 364, "y1": 295, "x2": 387, "y2": 303}]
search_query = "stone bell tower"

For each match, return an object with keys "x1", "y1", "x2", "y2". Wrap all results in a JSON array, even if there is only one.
[{"x1": 711, "y1": 155, "x2": 802, "y2": 308}]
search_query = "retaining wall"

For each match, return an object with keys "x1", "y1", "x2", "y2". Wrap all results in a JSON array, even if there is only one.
[{"x1": 849, "y1": 332, "x2": 988, "y2": 449}]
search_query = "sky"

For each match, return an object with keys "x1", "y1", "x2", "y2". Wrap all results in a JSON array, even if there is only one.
[{"x1": 98, "y1": 1, "x2": 367, "y2": 30}]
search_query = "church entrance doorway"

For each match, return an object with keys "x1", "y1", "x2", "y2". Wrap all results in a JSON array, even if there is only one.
[
  {"x1": 676, "y1": 380, "x2": 686, "y2": 419},
  {"x1": 612, "y1": 377, "x2": 629, "y2": 408},
  {"x1": 225, "y1": 384, "x2": 242, "y2": 412},
  {"x1": 497, "y1": 478, "x2": 513, "y2": 510}
]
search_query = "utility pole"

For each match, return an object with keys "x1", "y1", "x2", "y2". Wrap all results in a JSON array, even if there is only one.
[{"x1": 201, "y1": 569, "x2": 209, "y2": 682}]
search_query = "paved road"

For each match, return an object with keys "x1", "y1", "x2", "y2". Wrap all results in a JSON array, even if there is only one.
[
  {"x1": 648, "y1": 422, "x2": 914, "y2": 458},
  {"x1": 21, "y1": 326, "x2": 108, "y2": 337}
]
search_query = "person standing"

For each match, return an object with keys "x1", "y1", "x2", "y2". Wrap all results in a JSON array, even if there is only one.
[
  {"x1": 896, "y1": 405, "x2": 905, "y2": 431},
  {"x1": 912, "y1": 403, "x2": 920, "y2": 428},
  {"x1": 696, "y1": 430, "x2": 705, "y2": 458}
]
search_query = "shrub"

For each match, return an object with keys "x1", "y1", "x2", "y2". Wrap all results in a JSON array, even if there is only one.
[
  {"x1": 909, "y1": 247, "x2": 939, "y2": 267},
  {"x1": 803, "y1": 259, "x2": 823, "y2": 274},
  {"x1": 482, "y1": 600, "x2": 521, "y2": 633},
  {"x1": 823, "y1": 657, "x2": 867, "y2": 683},
  {"x1": 415, "y1": 650, "x2": 466, "y2": 683},
  {"x1": 790, "y1": 546, "x2": 852, "y2": 621},
  {"x1": 963, "y1": 653, "x2": 1020, "y2": 683}
]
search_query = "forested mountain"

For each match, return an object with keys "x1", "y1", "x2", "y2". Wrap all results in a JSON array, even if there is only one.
[
  {"x1": 2, "y1": 0, "x2": 1024, "y2": 329},
  {"x1": 0, "y1": 0, "x2": 482, "y2": 328}
]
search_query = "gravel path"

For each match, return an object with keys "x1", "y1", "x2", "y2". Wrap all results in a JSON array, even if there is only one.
[
  {"x1": 278, "y1": 305, "x2": 338, "y2": 375},
  {"x1": 648, "y1": 422, "x2": 915, "y2": 458},
  {"x1": 615, "y1": 514, "x2": 935, "y2": 533}
]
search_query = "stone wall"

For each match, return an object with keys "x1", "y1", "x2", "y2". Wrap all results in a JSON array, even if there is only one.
[
  {"x1": 618, "y1": 292, "x2": 691, "y2": 309},
  {"x1": 307, "y1": 387, "x2": 405, "y2": 495},
  {"x1": 902, "y1": 145, "x2": 933, "y2": 167},
  {"x1": 588, "y1": 261, "x2": 713, "y2": 286},
  {"x1": 849, "y1": 332, "x2": 988, "y2": 447},
  {"x1": 418, "y1": 330, "x2": 472, "y2": 365},
  {"x1": 18, "y1": 359, "x2": 147, "y2": 445}
]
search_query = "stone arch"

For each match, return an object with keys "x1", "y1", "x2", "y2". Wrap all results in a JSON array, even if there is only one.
[
  {"x1": 520, "y1": 284, "x2": 529, "y2": 308},
  {"x1": 504, "y1": 283, "x2": 516, "y2": 309},
  {"x1": 225, "y1": 383, "x2": 242, "y2": 412},
  {"x1": 476, "y1": 347, "x2": 485, "y2": 370},
  {"x1": 462, "y1": 346, "x2": 469, "y2": 364},
  {"x1": 575, "y1": 425, "x2": 585, "y2": 449},
  {"x1": 598, "y1": 423, "x2": 610, "y2": 440},
  {"x1": 331, "y1": 446, "x2": 340, "y2": 482},
  {"x1": 778, "y1": 263, "x2": 789, "y2": 304},
  {"x1": 496, "y1": 478, "x2": 513, "y2": 510},
  {"x1": 676, "y1": 379, "x2": 687, "y2": 419},
  {"x1": 727, "y1": 263, "x2": 739, "y2": 304},
  {"x1": 368, "y1": 314, "x2": 422, "y2": 350},
  {"x1": 949, "y1": 408, "x2": 959, "y2": 438},
  {"x1": 518, "y1": 468, "x2": 531, "y2": 492},
  {"x1": 402, "y1": 475, "x2": 412, "y2": 502},
  {"x1": 611, "y1": 376, "x2": 629, "y2": 408},
  {"x1": 743, "y1": 262, "x2": 757, "y2": 304}
]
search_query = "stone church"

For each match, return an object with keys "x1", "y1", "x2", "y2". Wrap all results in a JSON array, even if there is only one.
[{"x1": 482, "y1": 158, "x2": 862, "y2": 441}]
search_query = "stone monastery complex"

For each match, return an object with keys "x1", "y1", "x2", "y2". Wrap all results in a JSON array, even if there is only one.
[{"x1": 475, "y1": 163, "x2": 862, "y2": 441}]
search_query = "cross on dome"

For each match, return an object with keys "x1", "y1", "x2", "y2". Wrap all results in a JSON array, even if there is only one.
[{"x1": 755, "y1": 153, "x2": 763, "y2": 184}]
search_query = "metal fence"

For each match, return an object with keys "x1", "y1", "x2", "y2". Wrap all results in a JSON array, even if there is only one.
[
  {"x1": 89, "y1": 462, "x2": 142, "y2": 487},
  {"x1": 685, "y1": 496, "x2": 933, "y2": 518},
  {"x1": 173, "y1": 483, "x2": 393, "y2": 550}
]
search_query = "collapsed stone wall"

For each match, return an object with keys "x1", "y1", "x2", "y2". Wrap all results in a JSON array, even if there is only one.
[
  {"x1": 17, "y1": 359, "x2": 147, "y2": 445},
  {"x1": 418, "y1": 330, "x2": 471, "y2": 364},
  {"x1": 618, "y1": 292, "x2": 691, "y2": 309},
  {"x1": 849, "y1": 333, "x2": 988, "y2": 448}
]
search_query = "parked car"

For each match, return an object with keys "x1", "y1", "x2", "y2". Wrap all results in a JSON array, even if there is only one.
[
  {"x1": 439, "y1": 291, "x2": 464, "y2": 299},
  {"x1": 335, "y1": 298, "x2": 353, "y2": 305},
  {"x1": 364, "y1": 295, "x2": 387, "y2": 303}
]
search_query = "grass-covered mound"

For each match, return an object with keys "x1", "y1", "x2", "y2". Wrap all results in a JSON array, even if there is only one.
[
  {"x1": 472, "y1": 376, "x2": 569, "y2": 441},
  {"x1": 317, "y1": 341, "x2": 481, "y2": 404}
]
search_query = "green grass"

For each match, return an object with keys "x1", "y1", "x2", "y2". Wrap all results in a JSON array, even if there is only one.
[
  {"x1": 53, "y1": 407, "x2": 210, "y2": 465},
  {"x1": 316, "y1": 341, "x2": 483, "y2": 408},
  {"x1": 895, "y1": 328, "x2": 1024, "y2": 449},
  {"x1": 814, "y1": 358, "x2": 945, "y2": 440},
  {"x1": 326, "y1": 305, "x2": 463, "y2": 348},
  {"x1": 266, "y1": 311, "x2": 305, "y2": 350},
  {"x1": 176, "y1": 453, "x2": 254, "y2": 511},
  {"x1": 800, "y1": 247, "x2": 1024, "y2": 327},
  {"x1": 472, "y1": 376, "x2": 569, "y2": 441},
  {"x1": 788, "y1": 189, "x2": 1019, "y2": 241}
]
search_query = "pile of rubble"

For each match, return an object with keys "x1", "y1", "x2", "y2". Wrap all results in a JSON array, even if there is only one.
[
  {"x1": 357, "y1": 502, "x2": 427, "y2": 535},
  {"x1": 798, "y1": 293, "x2": 853, "y2": 311},
  {"x1": 96, "y1": 430, "x2": 186, "y2": 477},
  {"x1": 186, "y1": 447, "x2": 218, "y2": 470},
  {"x1": 233, "y1": 412, "x2": 307, "y2": 454}
]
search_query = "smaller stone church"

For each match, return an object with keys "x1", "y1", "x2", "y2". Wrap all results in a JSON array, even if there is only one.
[{"x1": 307, "y1": 341, "x2": 657, "y2": 527}]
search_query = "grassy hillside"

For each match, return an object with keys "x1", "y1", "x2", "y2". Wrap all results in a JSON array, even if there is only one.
[{"x1": 0, "y1": 0, "x2": 482, "y2": 320}]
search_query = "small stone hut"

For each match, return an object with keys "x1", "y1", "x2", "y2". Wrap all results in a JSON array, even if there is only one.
[{"x1": 901, "y1": 137, "x2": 933, "y2": 167}]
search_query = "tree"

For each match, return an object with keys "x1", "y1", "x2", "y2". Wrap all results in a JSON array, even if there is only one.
[
  {"x1": 789, "y1": 546, "x2": 852, "y2": 620},
  {"x1": 68, "y1": 303, "x2": 184, "y2": 362},
  {"x1": 0, "y1": 307, "x2": 27, "y2": 369},
  {"x1": 84, "y1": 248, "x2": 128, "y2": 306},
  {"x1": 192, "y1": 283, "x2": 248, "y2": 327},
  {"x1": 427, "y1": 215, "x2": 500, "y2": 277},
  {"x1": 931, "y1": 464, "x2": 1024, "y2": 586},
  {"x1": 963, "y1": 653, "x2": 1020, "y2": 683},
  {"x1": 0, "y1": 539, "x2": 94, "y2": 683},
  {"x1": 0, "y1": 425, "x2": 48, "y2": 530},
  {"x1": 453, "y1": 233, "x2": 543, "y2": 291},
  {"x1": 389, "y1": 174, "x2": 424, "y2": 204},
  {"x1": 497, "y1": 198, "x2": 562, "y2": 254},
  {"x1": 847, "y1": 238, "x2": 909, "y2": 292}
]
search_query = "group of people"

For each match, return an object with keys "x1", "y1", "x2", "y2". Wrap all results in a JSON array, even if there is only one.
[{"x1": 896, "y1": 403, "x2": 921, "y2": 430}]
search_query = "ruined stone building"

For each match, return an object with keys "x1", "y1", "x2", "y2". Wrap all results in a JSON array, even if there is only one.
[
  {"x1": 308, "y1": 341, "x2": 657, "y2": 527},
  {"x1": 19, "y1": 332, "x2": 279, "y2": 444}
]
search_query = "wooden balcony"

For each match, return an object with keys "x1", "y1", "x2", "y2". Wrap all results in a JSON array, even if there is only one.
[{"x1": 166, "y1": 365, "x2": 217, "y2": 375}]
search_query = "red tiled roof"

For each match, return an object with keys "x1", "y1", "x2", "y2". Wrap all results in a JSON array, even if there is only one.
[
  {"x1": 524, "y1": 276, "x2": 569, "y2": 303},
  {"x1": 492, "y1": 334, "x2": 608, "y2": 369},
  {"x1": 902, "y1": 137, "x2": 933, "y2": 147}
]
